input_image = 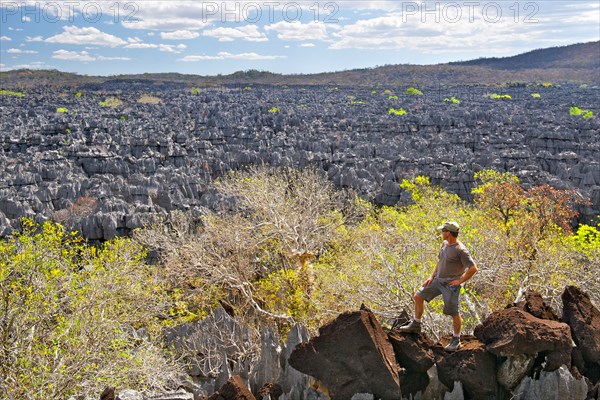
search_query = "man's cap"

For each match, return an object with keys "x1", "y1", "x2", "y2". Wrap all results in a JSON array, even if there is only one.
[{"x1": 438, "y1": 221, "x2": 460, "y2": 233}]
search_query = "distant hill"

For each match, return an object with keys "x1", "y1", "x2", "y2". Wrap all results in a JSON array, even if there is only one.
[
  {"x1": 1, "y1": 41, "x2": 599, "y2": 88},
  {"x1": 450, "y1": 41, "x2": 600, "y2": 70}
]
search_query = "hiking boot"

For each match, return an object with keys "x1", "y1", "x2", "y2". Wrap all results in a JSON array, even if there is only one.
[
  {"x1": 397, "y1": 320, "x2": 421, "y2": 334},
  {"x1": 445, "y1": 336, "x2": 461, "y2": 352}
]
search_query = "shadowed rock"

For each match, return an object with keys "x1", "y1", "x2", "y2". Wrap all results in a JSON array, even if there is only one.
[
  {"x1": 288, "y1": 306, "x2": 401, "y2": 400},
  {"x1": 513, "y1": 290, "x2": 559, "y2": 321},
  {"x1": 561, "y1": 286, "x2": 600, "y2": 364},
  {"x1": 474, "y1": 307, "x2": 572, "y2": 371},
  {"x1": 434, "y1": 335, "x2": 500, "y2": 400},
  {"x1": 387, "y1": 330, "x2": 434, "y2": 397},
  {"x1": 206, "y1": 375, "x2": 256, "y2": 400}
]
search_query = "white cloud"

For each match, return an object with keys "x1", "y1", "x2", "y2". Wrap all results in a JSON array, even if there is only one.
[
  {"x1": 6, "y1": 48, "x2": 38, "y2": 54},
  {"x1": 327, "y1": 10, "x2": 549, "y2": 53},
  {"x1": 0, "y1": 36, "x2": 11, "y2": 41},
  {"x1": 22, "y1": 16, "x2": 30, "y2": 22},
  {"x1": 160, "y1": 30, "x2": 200, "y2": 40},
  {"x1": 97, "y1": 55, "x2": 131, "y2": 61},
  {"x1": 125, "y1": 42, "x2": 158, "y2": 49},
  {"x1": 52, "y1": 49, "x2": 130, "y2": 62},
  {"x1": 265, "y1": 21, "x2": 328, "y2": 41},
  {"x1": 300, "y1": 43, "x2": 316, "y2": 47},
  {"x1": 26, "y1": 36, "x2": 44, "y2": 42},
  {"x1": 202, "y1": 25, "x2": 267, "y2": 42},
  {"x1": 181, "y1": 52, "x2": 285, "y2": 61},
  {"x1": 52, "y1": 49, "x2": 96, "y2": 61},
  {"x1": 45, "y1": 26, "x2": 126, "y2": 47},
  {"x1": 159, "y1": 44, "x2": 187, "y2": 53},
  {"x1": 123, "y1": 37, "x2": 186, "y2": 52}
]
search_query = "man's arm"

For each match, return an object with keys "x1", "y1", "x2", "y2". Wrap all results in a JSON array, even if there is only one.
[{"x1": 448, "y1": 264, "x2": 478, "y2": 287}]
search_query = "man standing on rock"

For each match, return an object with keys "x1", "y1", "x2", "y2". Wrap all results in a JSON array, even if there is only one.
[{"x1": 398, "y1": 221, "x2": 478, "y2": 352}]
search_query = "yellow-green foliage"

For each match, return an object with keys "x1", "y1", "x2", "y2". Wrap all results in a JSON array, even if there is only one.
[
  {"x1": 406, "y1": 87, "x2": 423, "y2": 95},
  {"x1": 56, "y1": 107, "x2": 69, "y2": 113},
  {"x1": 75, "y1": 92, "x2": 82, "y2": 98},
  {"x1": 0, "y1": 89, "x2": 25, "y2": 97},
  {"x1": 388, "y1": 107, "x2": 406, "y2": 115},
  {"x1": 486, "y1": 93, "x2": 512, "y2": 100},
  {"x1": 388, "y1": 95, "x2": 399, "y2": 100},
  {"x1": 570, "y1": 106, "x2": 594, "y2": 119},
  {"x1": 136, "y1": 167, "x2": 599, "y2": 340},
  {"x1": 99, "y1": 96, "x2": 124, "y2": 108},
  {"x1": 191, "y1": 87, "x2": 200, "y2": 95},
  {"x1": 0, "y1": 219, "x2": 181, "y2": 399},
  {"x1": 542, "y1": 82, "x2": 552, "y2": 87},
  {"x1": 444, "y1": 96, "x2": 461, "y2": 104},
  {"x1": 531, "y1": 93, "x2": 541, "y2": 99},
  {"x1": 267, "y1": 106, "x2": 280, "y2": 113}
]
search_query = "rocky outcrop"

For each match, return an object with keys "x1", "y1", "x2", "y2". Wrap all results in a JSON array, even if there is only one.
[
  {"x1": 473, "y1": 307, "x2": 573, "y2": 371},
  {"x1": 288, "y1": 305, "x2": 401, "y2": 400},
  {"x1": 109, "y1": 287, "x2": 598, "y2": 400},
  {"x1": 1, "y1": 84, "x2": 598, "y2": 240}
]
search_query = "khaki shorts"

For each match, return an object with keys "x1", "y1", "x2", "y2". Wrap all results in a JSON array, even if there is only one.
[{"x1": 416, "y1": 277, "x2": 460, "y2": 315}]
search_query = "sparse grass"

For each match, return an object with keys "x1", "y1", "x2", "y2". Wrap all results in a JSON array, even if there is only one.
[
  {"x1": 99, "y1": 96, "x2": 124, "y2": 108},
  {"x1": 137, "y1": 94, "x2": 161, "y2": 104}
]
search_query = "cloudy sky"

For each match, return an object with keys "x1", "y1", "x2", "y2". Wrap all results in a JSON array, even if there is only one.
[{"x1": 1, "y1": 1, "x2": 598, "y2": 75}]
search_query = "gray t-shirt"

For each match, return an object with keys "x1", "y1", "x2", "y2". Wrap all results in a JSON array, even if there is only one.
[{"x1": 435, "y1": 240, "x2": 476, "y2": 284}]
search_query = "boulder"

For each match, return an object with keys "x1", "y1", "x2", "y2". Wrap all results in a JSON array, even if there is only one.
[
  {"x1": 513, "y1": 290, "x2": 559, "y2": 321},
  {"x1": 474, "y1": 307, "x2": 572, "y2": 371},
  {"x1": 561, "y1": 286, "x2": 600, "y2": 364},
  {"x1": 388, "y1": 330, "x2": 435, "y2": 396},
  {"x1": 288, "y1": 306, "x2": 401, "y2": 400},
  {"x1": 496, "y1": 355, "x2": 536, "y2": 390},
  {"x1": 434, "y1": 335, "x2": 499, "y2": 400},
  {"x1": 206, "y1": 375, "x2": 256, "y2": 400}
]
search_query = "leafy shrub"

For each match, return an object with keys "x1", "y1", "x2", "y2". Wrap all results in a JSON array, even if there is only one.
[
  {"x1": 0, "y1": 220, "x2": 181, "y2": 399},
  {"x1": 486, "y1": 93, "x2": 512, "y2": 100},
  {"x1": 191, "y1": 87, "x2": 200, "y2": 95},
  {"x1": 570, "y1": 106, "x2": 594, "y2": 119},
  {"x1": 267, "y1": 106, "x2": 280, "y2": 113},
  {"x1": 388, "y1": 107, "x2": 407, "y2": 115},
  {"x1": 444, "y1": 96, "x2": 461, "y2": 104},
  {"x1": 75, "y1": 92, "x2": 82, "y2": 98},
  {"x1": 0, "y1": 89, "x2": 24, "y2": 97},
  {"x1": 406, "y1": 87, "x2": 423, "y2": 95},
  {"x1": 531, "y1": 93, "x2": 541, "y2": 99},
  {"x1": 56, "y1": 107, "x2": 69, "y2": 113},
  {"x1": 542, "y1": 82, "x2": 552, "y2": 87}
]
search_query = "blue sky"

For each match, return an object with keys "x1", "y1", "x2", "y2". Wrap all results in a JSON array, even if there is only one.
[{"x1": 1, "y1": 1, "x2": 599, "y2": 76}]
